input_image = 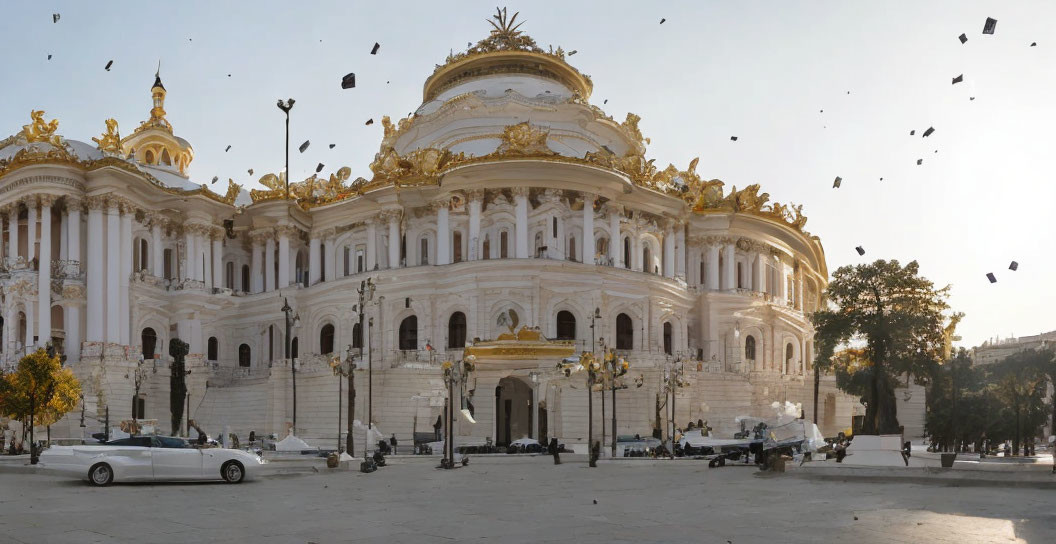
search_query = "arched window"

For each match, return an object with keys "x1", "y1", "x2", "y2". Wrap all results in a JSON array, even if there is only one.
[
  {"x1": 643, "y1": 246, "x2": 651, "y2": 273},
  {"x1": 745, "y1": 335, "x2": 756, "y2": 361},
  {"x1": 225, "y1": 261, "x2": 235, "y2": 289},
  {"x1": 138, "y1": 239, "x2": 149, "y2": 272},
  {"x1": 420, "y1": 237, "x2": 429, "y2": 265},
  {"x1": 352, "y1": 322, "x2": 362, "y2": 349},
  {"x1": 616, "y1": 313, "x2": 633, "y2": 350},
  {"x1": 534, "y1": 232, "x2": 544, "y2": 256},
  {"x1": 207, "y1": 337, "x2": 218, "y2": 361},
  {"x1": 623, "y1": 237, "x2": 631, "y2": 269},
  {"x1": 344, "y1": 246, "x2": 351, "y2": 276},
  {"x1": 737, "y1": 262, "x2": 744, "y2": 289},
  {"x1": 160, "y1": 148, "x2": 172, "y2": 166},
  {"x1": 700, "y1": 260, "x2": 706, "y2": 287},
  {"x1": 568, "y1": 236, "x2": 576, "y2": 261},
  {"x1": 453, "y1": 232, "x2": 463, "y2": 263},
  {"x1": 163, "y1": 248, "x2": 174, "y2": 279},
  {"x1": 291, "y1": 337, "x2": 299, "y2": 359},
  {"x1": 555, "y1": 310, "x2": 576, "y2": 341},
  {"x1": 141, "y1": 327, "x2": 157, "y2": 359},
  {"x1": 399, "y1": 316, "x2": 418, "y2": 350},
  {"x1": 268, "y1": 325, "x2": 274, "y2": 362},
  {"x1": 596, "y1": 237, "x2": 608, "y2": 260},
  {"x1": 319, "y1": 324, "x2": 335, "y2": 355},
  {"x1": 448, "y1": 312, "x2": 466, "y2": 348},
  {"x1": 320, "y1": 243, "x2": 326, "y2": 282},
  {"x1": 500, "y1": 231, "x2": 509, "y2": 258},
  {"x1": 238, "y1": 344, "x2": 251, "y2": 367},
  {"x1": 663, "y1": 322, "x2": 673, "y2": 355},
  {"x1": 482, "y1": 235, "x2": 490, "y2": 260},
  {"x1": 144, "y1": 149, "x2": 155, "y2": 164},
  {"x1": 241, "y1": 264, "x2": 249, "y2": 292},
  {"x1": 786, "y1": 343, "x2": 794, "y2": 373}
]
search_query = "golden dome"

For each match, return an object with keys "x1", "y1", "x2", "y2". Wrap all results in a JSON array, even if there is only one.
[{"x1": 120, "y1": 72, "x2": 194, "y2": 175}]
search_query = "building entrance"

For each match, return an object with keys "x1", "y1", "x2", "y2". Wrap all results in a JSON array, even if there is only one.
[{"x1": 495, "y1": 377, "x2": 533, "y2": 446}]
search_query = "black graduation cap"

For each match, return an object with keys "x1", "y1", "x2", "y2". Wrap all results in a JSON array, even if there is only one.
[
  {"x1": 922, "y1": 127, "x2": 935, "y2": 137},
  {"x1": 958, "y1": 33, "x2": 967, "y2": 44},
  {"x1": 986, "y1": 272, "x2": 997, "y2": 283},
  {"x1": 316, "y1": 163, "x2": 325, "y2": 173},
  {"x1": 1009, "y1": 261, "x2": 1018, "y2": 271},
  {"x1": 225, "y1": 145, "x2": 231, "y2": 152},
  {"x1": 952, "y1": 74, "x2": 963, "y2": 85},
  {"x1": 833, "y1": 176, "x2": 842, "y2": 188},
  {"x1": 52, "y1": 13, "x2": 60, "y2": 23},
  {"x1": 730, "y1": 136, "x2": 738, "y2": 141},
  {"x1": 855, "y1": 246, "x2": 865, "y2": 256},
  {"x1": 329, "y1": 144, "x2": 336, "y2": 149},
  {"x1": 568, "y1": 50, "x2": 578, "y2": 56},
  {"x1": 341, "y1": 73, "x2": 356, "y2": 89},
  {"x1": 983, "y1": 17, "x2": 997, "y2": 35},
  {"x1": 299, "y1": 140, "x2": 310, "y2": 153},
  {"x1": 603, "y1": 99, "x2": 608, "y2": 104},
  {"x1": 970, "y1": 97, "x2": 976, "y2": 101},
  {"x1": 910, "y1": 130, "x2": 915, "y2": 136},
  {"x1": 105, "y1": 60, "x2": 113, "y2": 71},
  {"x1": 819, "y1": 109, "x2": 824, "y2": 113},
  {"x1": 248, "y1": 168, "x2": 254, "y2": 175},
  {"x1": 228, "y1": 74, "x2": 232, "y2": 77},
  {"x1": 371, "y1": 42, "x2": 380, "y2": 55},
  {"x1": 211, "y1": 176, "x2": 218, "y2": 184},
  {"x1": 660, "y1": 18, "x2": 666, "y2": 24},
  {"x1": 365, "y1": 118, "x2": 374, "y2": 125},
  {"x1": 916, "y1": 159, "x2": 923, "y2": 165},
  {"x1": 1030, "y1": 42, "x2": 1037, "y2": 47},
  {"x1": 47, "y1": 54, "x2": 52, "y2": 60}
]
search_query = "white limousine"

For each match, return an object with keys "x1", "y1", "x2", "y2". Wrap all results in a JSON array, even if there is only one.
[{"x1": 39, "y1": 436, "x2": 266, "y2": 486}]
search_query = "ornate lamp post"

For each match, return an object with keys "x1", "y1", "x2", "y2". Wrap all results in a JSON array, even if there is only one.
[
  {"x1": 281, "y1": 298, "x2": 300, "y2": 434},
  {"x1": 589, "y1": 308, "x2": 606, "y2": 454},
  {"x1": 354, "y1": 278, "x2": 376, "y2": 470},
  {"x1": 329, "y1": 345, "x2": 357, "y2": 455},
  {"x1": 661, "y1": 357, "x2": 688, "y2": 459},
  {"x1": 603, "y1": 349, "x2": 630, "y2": 457},
  {"x1": 275, "y1": 98, "x2": 295, "y2": 200},
  {"x1": 441, "y1": 355, "x2": 476, "y2": 469}
]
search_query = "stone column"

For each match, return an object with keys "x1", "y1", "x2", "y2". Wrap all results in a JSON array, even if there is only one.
[
  {"x1": 675, "y1": 224, "x2": 686, "y2": 279},
  {"x1": 324, "y1": 233, "x2": 337, "y2": 281},
  {"x1": 582, "y1": 193, "x2": 595, "y2": 264},
  {"x1": 68, "y1": 201, "x2": 81, "y2": 268},
  {"x1": 663, "y1": 226, "x2": 675, "y2": 278},
  {"x1": 200, "y1": 231, "x2": 212, "y2": 288},
  {"x1": 250, "y1": 233, "x2": 264, "y2": 293},
  {"x1": 609, "y1": 205, "x2": 621, "y2": 267},
  {"x1": 265, "y1": 235, "x2": 276, "y2": 291},
  {"x1": 467, "y1": 191, "x2": 482, "y2": 261},
  {"x1": 66, "y1": 200, "x2": 82, "y2": 360},
  {"x1": 706, "y1": 243, "x2": 720, "y2": 290},
  {"x1": 513, "y1": 188, "x2": 529, "y2": 259},
  {"x1": 119, "y1": 206, "x2": 132, "y2": 345},
  {"x1": 27, "y1": 201, "x2": 37, "y2": 265},
  {"x1": 6, "y1": 205, "x2": 17, "y2": 263},
  {"x1": 66, "y1": 302, "x2": 81, "y2": 364},
  {"x1": 212, "y1": 235, "x2": 223, "y2": 289},
  {"x1": 277, "y1": 227, "x2": 291, "y2": 288},
  {"x1": 59, "y1": 209, "x2": 68, "y2": 261},
  {"x1": 436, "y1": 200, "x2": 450, "y2": 265},
  {"x1": 754, "y1": 252, "x2": 766, "y2": 292},
  {"x1": 386, "y1": 211, "x2": 401, "y2": 269},
  {"x1": 366, "y1": 219, "x2": 377, "y2": 271},
  {"x1": 631, "y1": 233, "x2": 641, "y2": 271},
  {"x1": 184, "y1": 229, "x2": 197, "y2": 281},
  {"x1": 38, "y1": 196, "x2": 54, "y2": 345},
  {"x1": 796, "y1": 275, "x2": 804, "y2": 311},
  {"x1": 308, "y1": 236, "x2": 321, "y2": 285},
  {"x1": 85, "y1": 199, "x2": 104, "y2": 342},
  {"x1": 151, "y1": 219, "x2": 163, "y2": 277},
  {"x1": 25, "y1": 305, "x2": 34, "y2": 353},
  {"x1": 722, "y1": 243, "x2": 735, "y2": 290},
  {"x1": 105, "y1": 202, "x2": 120, "y2": 343}
]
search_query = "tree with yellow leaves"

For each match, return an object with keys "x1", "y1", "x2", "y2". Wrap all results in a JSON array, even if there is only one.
[{"x1": 0, "y1": 348, "x2": 81, "y2": 464}]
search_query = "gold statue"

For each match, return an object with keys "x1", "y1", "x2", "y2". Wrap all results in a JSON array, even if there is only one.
[
  {"x1": 21, "y1": 110, "x2": 62, "y2": 145},
  {"x1": 621, "y1": 113, "x2": 650, "y2": 146},
  {"x1": 497, "y1": 122, "x2": 554, "y2": 155},
  {"x1": 725, "y1": 184, "x2": 770, "y2": 212},
  {"x1": 222, "y1": 179, "x2": 242, "y2": 204},
  {"x1": 92, "y1": 118, "x2": 122, "y2": 154},
  {"x1": 381, "y1": 116, "x2": 396, "y2": 144},
  {"x1": 941, "y1": 313, "x2": 964, "y2": 361}
]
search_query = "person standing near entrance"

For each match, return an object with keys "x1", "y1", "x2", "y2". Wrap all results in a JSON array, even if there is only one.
[{"x1": 548, "y1": 438, "x2": 561, "y2": 465}]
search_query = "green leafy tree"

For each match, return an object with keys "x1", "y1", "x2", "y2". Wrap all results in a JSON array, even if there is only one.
[
  {"x1": 990, "y1": 348, "x2": 1050, "y2": 455},
  {"x1": 169, "y1": 338, "x2": 189, "y2": 436},
  {"x1": 812, "y1": 260, "x2": 951, "y2": 435},
  {"x1": 924, "y1": 349, "x2": 983, "y2": 451},
  {"x1": 0, "y1": 349, "x2": 82, "y2": 463}
]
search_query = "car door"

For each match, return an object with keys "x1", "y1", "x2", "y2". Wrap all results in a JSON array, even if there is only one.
[
  {"x1": 105, "y1": 437, "x2": 154, "y2": 480},
  {"x1": 150, "y1": 436, "x2": 204, "y2": 480}
]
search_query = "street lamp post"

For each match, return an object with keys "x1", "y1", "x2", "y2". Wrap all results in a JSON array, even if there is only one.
[
  {"x1": 441, "y1": 355, "x2": 475, "y2": 469},
  {"x1": 661, "y1": 357, "x2": 687, "y2": 460},
  {"x1": 330, "y1": 345, "x2": 357, "y2": 455},
  {"x1": 604, "y1": 349, "x2": 629, "y2": 458},
  {"x1": 354, "y1": 278, "x2": 376, "y2": 469},
  {"x1": 590, "y1": 308, "x2": 605, "y2": 456},
  {"x1": 281, "y1": 298, "x2": 299, "y2": 435},
  {"x1": 275, "y1": 98, "x2": 295, "y2": 200}
]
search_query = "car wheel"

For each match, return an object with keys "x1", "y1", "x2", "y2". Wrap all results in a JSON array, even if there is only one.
[
  {"x1": 88, "y1": 463, "x2": 113, "y2": 486},
  {"x1": 221, "y1": 461, "x2": 245, "y2": 483}
]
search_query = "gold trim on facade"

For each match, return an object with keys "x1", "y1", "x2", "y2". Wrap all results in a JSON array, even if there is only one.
[{"x1": 463, "y1": 326, "x2": 576, "y2": 360}]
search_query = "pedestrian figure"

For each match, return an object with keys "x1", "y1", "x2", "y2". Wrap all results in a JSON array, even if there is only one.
[
  {"x1": 590, "y1": 440, "x2": 601, "y2": 465},
  {"x1": 390, "y1": 433, "x2": 398, "y2": 454},
  {"x1": 548, "y1": 438, "x2": 561, "y2": 465}
]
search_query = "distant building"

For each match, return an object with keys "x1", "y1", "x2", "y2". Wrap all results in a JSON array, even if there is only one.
[{"x1": 972, "y1": 331, "x2": 1056, "y2": 366}]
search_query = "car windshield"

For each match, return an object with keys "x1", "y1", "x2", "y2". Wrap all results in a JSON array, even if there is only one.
[
  {"x1": 155, "y1": 436, "x2": 192, "y2": 449},
  {"x1": 105, "y1": 437, "x2": 152, "y2": 447}
]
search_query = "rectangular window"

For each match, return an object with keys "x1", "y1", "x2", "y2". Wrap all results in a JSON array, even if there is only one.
[
  {"x1": 356, "y1": 249, "x2": 364, "y2": 273},
  {"x1": 500, "y1": 231, "x2": 508, "y2": 259},
  {"x1": 736, "y1": 262, "x2": 743, "y2": 289},
  {"x1": 163, "y1": 249, "x2": 173, "y2": 279},
  {"x1": 344, "y1": 247, "x2": 350, "y2": 276},
  {"x1": 552, "y1": 217, "x2": 558, "y2": 238},
  {"x1": 420, "y1": 238, "x2": 429, "y2": 265}
]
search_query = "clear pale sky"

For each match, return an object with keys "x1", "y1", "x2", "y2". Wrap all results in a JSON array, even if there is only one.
[{"x1": 3, "y1": 1, "x2": 1053, "y2": 348}]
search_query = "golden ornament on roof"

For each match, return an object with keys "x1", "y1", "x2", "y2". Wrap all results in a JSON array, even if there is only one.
[
  {"x1": 497, "y1": 122, "x2": 554, "y2": 156},
  {"x1": 21, "y1": 110, "x2": 62, "y2": 145},
  {"x1": 91, "y1": 118, "x2": 122, "y2": 154}
]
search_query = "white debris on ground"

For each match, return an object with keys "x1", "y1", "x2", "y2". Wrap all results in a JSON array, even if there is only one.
[{"x1": 274, "y1": 432, "x2": 315, "y2": 451}]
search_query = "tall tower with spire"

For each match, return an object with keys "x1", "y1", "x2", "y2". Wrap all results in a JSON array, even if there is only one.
[{"x1": 120, "y1": 70, "x2": 194, "y2": 175}]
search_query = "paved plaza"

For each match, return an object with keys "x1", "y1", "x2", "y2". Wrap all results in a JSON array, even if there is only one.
[{"x1": 0, "y1": 456, "x2": 1052, "y2": 544}]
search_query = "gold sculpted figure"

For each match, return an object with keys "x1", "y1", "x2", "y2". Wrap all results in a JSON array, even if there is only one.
[
  {"x1": 22, "y1": 110, "x2": 62, "y2": 145},
  {"x1": 497, "y1": 122, "x2": 554, "y2": 155},
  {"x1": 91, "y1": 118, "x2": 122, "y2": 154}
]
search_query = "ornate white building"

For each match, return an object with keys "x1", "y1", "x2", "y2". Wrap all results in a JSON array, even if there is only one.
[{"x1": 1, "y1": 12, "x2": 858, "y2": 449}]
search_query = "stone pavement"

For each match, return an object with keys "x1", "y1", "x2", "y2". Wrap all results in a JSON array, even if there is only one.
[{"x1": 0, "y1": 455, "x2": 1050, "y2": 544}]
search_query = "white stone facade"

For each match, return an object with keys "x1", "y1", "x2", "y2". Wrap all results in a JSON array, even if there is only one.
[{"x1": 0, "y1": 21, "x2": 859, "y2": 448}]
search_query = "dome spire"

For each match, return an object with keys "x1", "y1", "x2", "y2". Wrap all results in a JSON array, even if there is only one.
[{"x1": 148, "y1": 61, "x2": 171, "y2": 131}]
